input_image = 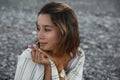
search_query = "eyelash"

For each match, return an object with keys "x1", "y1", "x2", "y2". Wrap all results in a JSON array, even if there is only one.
[
  {"x1": 37, "y1": 26, "x2": 51, "y2": 32},
  {"x1": 45, "y1": 29, "x2": 51, "y2": 32}
]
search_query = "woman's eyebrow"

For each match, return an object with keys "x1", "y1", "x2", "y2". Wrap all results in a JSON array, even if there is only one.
[
  {"x1": 36, "y1": 22, "x2": 55, "y2": 28},
  {"x1": 44, "y1": 25, "x2": 54, "y2": 28}
]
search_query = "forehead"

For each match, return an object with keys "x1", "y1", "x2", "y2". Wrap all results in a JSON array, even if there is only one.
[{"x1": 37, "y1": 14, "x2": 54, "y2": 26}]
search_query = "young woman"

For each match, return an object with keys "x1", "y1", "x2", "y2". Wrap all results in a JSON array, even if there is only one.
[{"x1": 14, "y1": 2, "x2": 85, "y2": 80}]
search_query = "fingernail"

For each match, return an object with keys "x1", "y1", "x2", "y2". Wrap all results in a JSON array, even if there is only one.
[
  {"x1": 38, "y1": 49, "x2": 41, "y2": 52},
  {"x1": 39, "y1": 49, "x2": 43, "y2": 53},
  {"x1": 28, "y1": 45, "x2": 31, "y2": 47},
  {"x1": 33, "y1": 44, "x2": 36, "y2": 46}
]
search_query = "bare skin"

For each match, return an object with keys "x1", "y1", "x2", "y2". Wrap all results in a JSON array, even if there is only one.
[
  {"x1": 28, "y1": 14, "x2": 72, "y2": 80},
  {"x1": 28, "y1": 45, "x2": 71, "y2": 80},
  {"x1": 29, "y1": 45, "x2": 52, "y2": 80}
]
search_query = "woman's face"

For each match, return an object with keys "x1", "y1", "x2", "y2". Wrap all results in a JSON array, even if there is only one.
[{"x1": 37, "y1": 14, "x2": 61, "y2": 52}]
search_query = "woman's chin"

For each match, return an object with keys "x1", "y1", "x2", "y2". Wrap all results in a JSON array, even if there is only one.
[
  {"x1": 40, "y1": 47, "x2": 50, "y2": 52},
  {"x1": 40, "y1": 47, "x2": 46, "y2": 50}
]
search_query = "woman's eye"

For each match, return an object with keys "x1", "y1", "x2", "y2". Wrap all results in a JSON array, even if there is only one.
[{"x1": 45, "y1": 29, "x2": 51, "y2": 32}]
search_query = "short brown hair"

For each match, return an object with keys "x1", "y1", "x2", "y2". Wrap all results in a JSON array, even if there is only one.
[{"x1": 36, "y1": 2, "x2": 80, "y2": 56}]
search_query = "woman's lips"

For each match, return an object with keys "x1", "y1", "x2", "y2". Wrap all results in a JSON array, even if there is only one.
[{"x1": 40, "y1": 42, "x2": 47, "y2": 46}]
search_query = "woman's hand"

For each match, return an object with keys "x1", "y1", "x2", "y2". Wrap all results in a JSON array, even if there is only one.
[
  {"x1": 28, "y1": 45, "x2": 53, "y2": 80},
  {"x1": 28, "y1": 45, "x2": 51, "y2": 65}
]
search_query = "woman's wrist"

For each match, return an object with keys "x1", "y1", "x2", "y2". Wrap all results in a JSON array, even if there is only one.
[
  {"x1": 44, "y1": 62, "x2": 52, "y2": 80},
  {"x1": 44, "y1": 63, "x2": 51, "y2": 69}
]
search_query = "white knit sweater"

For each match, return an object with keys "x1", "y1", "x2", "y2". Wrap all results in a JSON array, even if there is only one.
[{"x1": 14, "y1": 48, "x2": 85, "y2": 80}]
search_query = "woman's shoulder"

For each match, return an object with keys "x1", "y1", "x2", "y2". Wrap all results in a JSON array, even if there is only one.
[
  {"x1": 77, "y1": 47, "x2": 85, "y2": 58},
  {"x1": 18, "y1": 48, "x2": 32, "y2": 58},
  {"x1": 66, "y1": 47, "x2": 85, "y2": 72}
]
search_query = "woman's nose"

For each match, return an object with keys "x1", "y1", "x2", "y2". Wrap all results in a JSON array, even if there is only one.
[{"x1": 38, "y1": 30, "x2": 44, "y2": 39}]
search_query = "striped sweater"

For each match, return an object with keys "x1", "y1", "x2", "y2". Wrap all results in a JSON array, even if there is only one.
[{"x1": 14, "y1": 48, "x2": 85, "y2": 80}]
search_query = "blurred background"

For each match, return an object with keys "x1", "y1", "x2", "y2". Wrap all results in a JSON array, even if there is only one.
[{"x1": 0, "y1": 0, "x2": 120, "y2": 80}]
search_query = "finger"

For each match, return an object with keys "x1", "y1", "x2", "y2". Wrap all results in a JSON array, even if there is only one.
[
  {"x1": 28, "y1": 45, "x2": 35, "y2": 50},
  {"x1": 28, "y1": 45, "x2": 36, "y2": 52},
  {"x1": 38, "y1": 49, "x2": 49, "y2": 58},
  {"x1": 31, "y1": 50, "x2": 36, "y2": 62},
  {"x1": 33, "y1": 44, "x2": 39, "y2": 50},
  {"x1": 39, "y1": 49, "x2": 54, "y2": 62},
  {"x1": 28, "y1": 44, "x2": 39, "y2": 52},
  {"x1": 41, "y1": 54, "x2": 50, "y2": 65},
  {"x1": 29, "y1": 45, "x2": 40, "y2": 56},
  {"x1": 40, "y1": 54, "x2": 46, "y2": 63},
  {"x1": 36, "y1": 50, "x2": 41, "y2": 63},
  {"x1": 38, "y1": 51, "x2": 41, "y2": 63},
  {"x1": 35, "y1": 50, "x2": 40, "y2": 63}
]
